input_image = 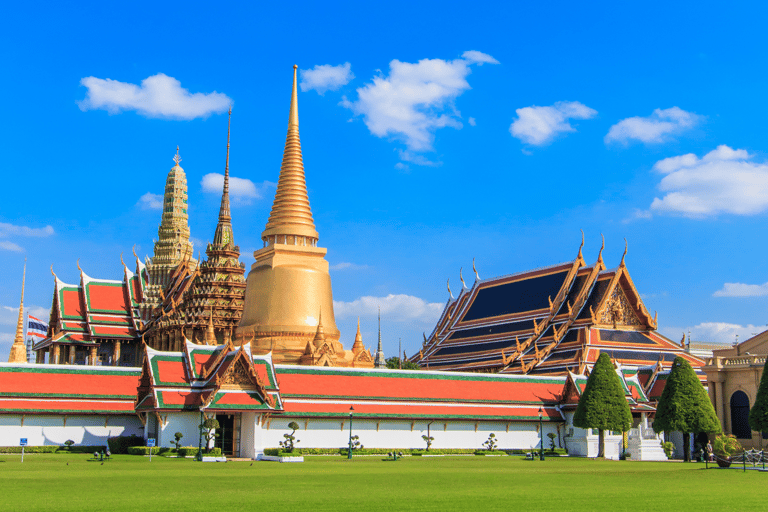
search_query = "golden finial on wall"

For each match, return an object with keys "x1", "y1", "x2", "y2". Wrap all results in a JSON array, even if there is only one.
[
  {"x1": 472, "y1": 258, "x2": 480, "y2": 281},
  {"x1": 460, "y1": 268, "x2": 467, "y2": 289},
  {"x1": 578, "y1": 229, "x2": 584, "y2": 259},
  {"x1": 447, "y1": 278, "x2": 453, "y2": 299}
]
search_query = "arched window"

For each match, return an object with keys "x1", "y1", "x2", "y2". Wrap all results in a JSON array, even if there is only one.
[{"x1": 730, "y1": 390, "x2": 751, "y2": 439}]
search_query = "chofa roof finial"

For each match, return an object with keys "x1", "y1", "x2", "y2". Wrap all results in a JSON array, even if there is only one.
[{"x1": 620, "y1": 238, "x2": 628, "y2": 267}]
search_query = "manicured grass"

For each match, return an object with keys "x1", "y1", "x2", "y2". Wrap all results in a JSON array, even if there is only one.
[{"x1": 0, "y1": 453, "x2": 762, "y2": 511}]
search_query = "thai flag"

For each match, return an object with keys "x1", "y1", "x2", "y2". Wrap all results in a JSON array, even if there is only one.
[{"x1": 27, "y1": 315, "x2": 48, "y2": 338}]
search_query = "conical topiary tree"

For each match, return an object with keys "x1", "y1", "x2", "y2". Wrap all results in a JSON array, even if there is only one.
[
  {"x1": 573, "y1": 353, "x2": 633, "y2": 458},
  {"x1": 749, "y1": 357, "x2": 768, "y2": 444},
  {"x1": 653, "y1": 356, "x2": 721, "y2": 461}
]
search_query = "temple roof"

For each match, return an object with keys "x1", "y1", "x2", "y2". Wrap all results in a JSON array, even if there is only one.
[
  {"x1": 35, "y1": 263, "x2": 143, "y2": 349},
  {"x1": 415, "y1": 238, "x2": 704, "y2": 378},
  {"x1": 275, "y1": 365, "x2": 566, "y2": 421},
  {"x1": 135, "y1": 341, "x2": 282, "y2": 413},
  {"x1": 0, "y1": 362, "x2": 140, "y2": 414}
]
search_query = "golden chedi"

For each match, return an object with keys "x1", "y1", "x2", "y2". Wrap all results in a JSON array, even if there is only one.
[{"x1": 238, "y1": 66, "x2": 372, "y2": 368}]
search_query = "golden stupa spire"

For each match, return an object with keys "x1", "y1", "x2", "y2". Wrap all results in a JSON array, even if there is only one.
[
  {"x1": 8, "y1": 258, "x2": 28, "y2": 363},
  {"x1": 352, "y1": 317, "x2": 364, "y2": 354},
  {"x1": 261, "y1": 65, "x2": 319, "y2": 245},
  {"x1": 205, "y1": 306, "x2": 216, "y2": 345},
  {"x1": 313, "y1": 308, "x2": 326, "y2": 347},
  {"x1": 214, "y1": 107, "x2": 234, "y2": 246}
]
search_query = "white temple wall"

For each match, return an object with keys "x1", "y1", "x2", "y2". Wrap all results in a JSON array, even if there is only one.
[
  {"x1": 153, "y1": 412, "x2": 202, "y2": 450},
  {"x1": 260, "y1": 417, "x2": 554, "y2": 451},
  {"x1": 239, "y1": 412, "x2": 260, "y2": 459},
  {"x1": 0, "y1": 414, "x2": 143, "y2": 447}
]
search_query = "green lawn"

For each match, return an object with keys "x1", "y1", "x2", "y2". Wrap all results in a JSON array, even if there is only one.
[{"x1": 0, "y1": 453, "x2": 762, "y2": 511}]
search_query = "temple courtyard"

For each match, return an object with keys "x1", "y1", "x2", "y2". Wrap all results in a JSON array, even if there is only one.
[{"x1": 0, "y1": 454, "x2": 760, "y2": 511}]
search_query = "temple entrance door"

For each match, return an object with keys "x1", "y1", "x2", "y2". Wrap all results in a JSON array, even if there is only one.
[
  {"x1": 214, "y1": 414, "x2": 241, "y2": 456},
  {"x1": 215, "y1": 414, "x2": 235, "y2": 456},
  {"x1": 730, "y1": 391, "x2": 751, "y2": 439}
]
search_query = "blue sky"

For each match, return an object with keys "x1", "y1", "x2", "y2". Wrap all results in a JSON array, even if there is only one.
[{"x1": 2, "y1": 1, "x2": 768, "y2": 360}]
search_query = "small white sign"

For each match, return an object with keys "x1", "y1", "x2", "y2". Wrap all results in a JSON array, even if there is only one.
[
  {"x1": 147, "y1": 438, "x2": 156, "y2": 447},
  {"x1": 19, "y1": 438, "x2": 27, "y2": 446}
]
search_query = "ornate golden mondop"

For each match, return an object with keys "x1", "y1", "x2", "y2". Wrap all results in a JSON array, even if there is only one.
[
  {"x1": 139, "y1": 148, "x2": 197, "y2": 321},
  {"x1": 238, "y1": 66, "x2": 371, "y2": 367},
  {"x1": 7, "y1": 259, "x2": 27, "y2": 363},
  {"x1": 142, "y1": 111, "x2": 245, "y2": 350}
]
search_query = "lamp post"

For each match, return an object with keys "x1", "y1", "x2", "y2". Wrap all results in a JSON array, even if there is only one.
[
  {"x1": 348, "y1": 406, "x2": 354, "y2": 460},
  {"x1": 538, "y1": 407, "x2": 545, "y2": 461}
]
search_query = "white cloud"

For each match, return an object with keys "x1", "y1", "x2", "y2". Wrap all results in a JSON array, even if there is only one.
[
  {"x1": 78, "y1": 73, "x2": 231, "y2": 119},
  {"x1": 648, "y1": 145, "x2": 768, "y2": 217},
  {"x1": 397, "y1": 150, "x2": 441, "y2": 167},
  {"x1": 468, "y1": 117, "x2": 476, "y2": 126},
  {"x1": 662, "y1": 322, "x2": 767, "y2": 345},
  {"x1": 605, "y1": 107, "x2": 702, "y2": 145},
  {"x1": 200, "y1": 174, "x2": 274, "y2": 205},
  {"x1": 300, "y1": 63, "x2": 354, "y2": 95},
  {"x1": 341, "y1": 51, "x2": 499, "y2": 159},
  {"x1": 461, "y1": 50, "x2": 500, "y2": 65},
  {"x1": 510, "y1": 101, "x2": 597, "y2": 146},
  {"x1": 0, "y1": 222, "x2": 54, "y2": 238},
  {"x1": 0, "y1": 222, "x2": 54, "y2": 252},
  {"x1": 334, "y1": 294, "x2": 443, "y2": 324},
  {"x1": 713, "y1": 282, "x2": 768, "y2": 297},
  {"x1": 1, "y1": 304, "x2": 50, "y2": 326},
  {"x1": 330, "y1": 262, "x2": 369, "y2": 271},
  {"x1": 137, "y1": 192, "x2": 163, "y2": 210},
  {"x1": 0, "y1": 241, "x2": 23, "y2": 252}
]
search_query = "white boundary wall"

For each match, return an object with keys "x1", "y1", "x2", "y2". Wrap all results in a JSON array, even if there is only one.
[
  {"x1": 260, "y1": 417, "x2": 555, "y2": 453},
  {"x1": 0, "y1": 414, "x2": 143, "y2": 447}
]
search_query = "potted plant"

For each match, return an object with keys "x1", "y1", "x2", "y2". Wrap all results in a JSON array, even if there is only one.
[{"x1": 713, "y1": 434, "x2": 741, "y2": 468}]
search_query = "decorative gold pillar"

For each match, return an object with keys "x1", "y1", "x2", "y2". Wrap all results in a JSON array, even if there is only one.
[
  {"x1": 89, "y1": 346, "x2": 98, "y2": 366},
  {"x1": 35, "y1": 350, "x2": 43, "y2": 364},
  {"x1": 113, "y1": 341, "x2": 121, "y2": 366},
  {"x1": 51, "y1": 345, "x2": 60, "y2": 364},
  {"x1": 68, "y1": 345, "x2": 76, "y2": 365}
]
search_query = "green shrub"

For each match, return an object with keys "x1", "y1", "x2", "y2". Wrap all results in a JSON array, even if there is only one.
[
  {"x1": 264, "y1": 447, "x2": 529, "y2": 457},
  {"x1": 108, "y1": 435, "x2": 144, "y2": 454},
  {"x1": 661, "y1": 441, "x2": 675, "y2": 459},
  {"x1": 0, "y1": 445, "x2": 106, "y2": 454},
  {"x1": 713, "y1": 434, "x2": 741, "y2": 458},
  {"x1": 127, "y1": 446, "x2": 222, "y2": 457}
]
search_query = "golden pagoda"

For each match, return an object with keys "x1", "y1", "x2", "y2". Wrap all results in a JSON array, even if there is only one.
[
  {"x1": 7, "y1": 260, "x2": 27, "y2": 363},
  {"x1": 238, "y1": 66, "x2": 372, "y2": 368},
  {"x1": 139, "y1": 148, "x2": 197, "y2": 321}
]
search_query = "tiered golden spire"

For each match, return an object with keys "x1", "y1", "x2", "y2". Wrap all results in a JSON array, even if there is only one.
[
  {"x1": 214, "y1": 107, "x2": 233, "y2": 246},
  {"x1": 352, "y1": 317, "x2": 364, "y2": 354},
  {"x1": 8, "y1": 259, "x2": 27, "y2": 363},
  {"x1": 261, "y1": 65, "x2": 319, "y2": 244}
]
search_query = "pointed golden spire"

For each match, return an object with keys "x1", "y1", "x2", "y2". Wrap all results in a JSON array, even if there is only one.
[
  {"x1": 313, "y1": 308, "x2": 326, "y2": 347},
  {"x1": 214, "y1": 107, "x2": 234, "y2": 247},
  {"x1": 261, "y1": 65, "x2": 319, "y2": 244},
  {"x1": 204, "y1": 306, "x2": 216, "y2": 345},
  {"x1": 352, "y1": 317, "x2": 364, "y2": 354},
  {"x1": 8, "y1": 259, "x2": 28, "y2": 363}
]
